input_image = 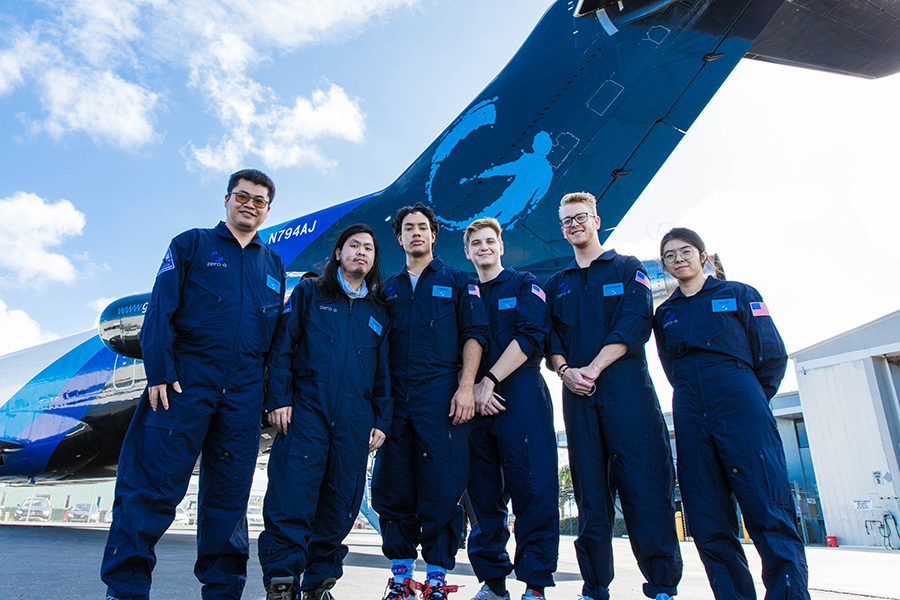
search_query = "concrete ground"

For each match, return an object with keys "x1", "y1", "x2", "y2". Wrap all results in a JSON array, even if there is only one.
[{"x1": 1, "y1": 523, "x2": 897, "y2": 600}]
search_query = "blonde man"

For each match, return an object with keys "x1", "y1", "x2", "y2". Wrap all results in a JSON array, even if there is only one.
[{"x1": 463, "y1": 218, "x2": 558, "y2": 600}]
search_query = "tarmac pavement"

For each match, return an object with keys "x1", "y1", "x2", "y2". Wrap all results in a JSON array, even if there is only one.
[{"x1": 1, "y1": 523, "x2": 898, "y2": 600}]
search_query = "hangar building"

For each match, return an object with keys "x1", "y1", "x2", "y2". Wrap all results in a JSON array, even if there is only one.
[{"x1": 792, "y1": 309, "x2": 900, "y2": 549}]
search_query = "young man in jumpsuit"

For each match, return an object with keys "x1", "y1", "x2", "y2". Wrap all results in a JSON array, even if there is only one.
[
  {"x1": 102, "y1": 169, "x2": 285, "y2": 600},
  {"x1": 372, "y1": 202, "x2": 489, "y2": 600},
  {"x1": 462, "y1": 218, "x2": 559, "y2": 600},
  {"x1": 259, "y1": 224, "x2": 391, "y2": 600},
  {"x1": 546, "y1": 192, "x2": 682, "y2": 600}
]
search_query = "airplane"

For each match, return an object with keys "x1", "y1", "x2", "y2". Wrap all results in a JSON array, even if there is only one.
[{"x1": 3, "y1": 0, "x2": 900, "y2": 484}]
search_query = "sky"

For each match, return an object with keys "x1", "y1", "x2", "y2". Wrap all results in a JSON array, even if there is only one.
[{"x1": 2, "y1": 0, "x2": 900, "y2": 410}]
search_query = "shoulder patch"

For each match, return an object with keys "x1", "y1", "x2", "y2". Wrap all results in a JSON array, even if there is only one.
[
  {"x1": 635, "y1": 270, "x2": 651, "y2": 290},
  {"x1": 468, "y1": 284, "x2": 481, "y2": 298},
  {"x1": 750, "y1": 301, "x2": 770, "y2": 317},
  {"x1": 531, "y1": 283, "x2": 546, "y2": 302},
  {"x1": 156, "y1": 248, "x2": 175, "y2": 277}
]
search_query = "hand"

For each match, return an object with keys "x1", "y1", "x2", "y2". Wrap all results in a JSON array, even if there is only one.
[
  {"x1": 148, "y1": 381, "x2": 181, "y2": 411},
  {"x1": 369, "y1": 428, "x2": 386, "y2": 452},
  {"x1": 562, "y1": 367, "x2": 595, "y2": 396},
  {"x1": 268, "y1": 406, "x2": 293, "y2": 435},
  {"x1": 449, "y1": 384, "x2": 476, "y2": 425},
  {"x1": 474, "y1": 378, "x2": 506, "y2": 416}
]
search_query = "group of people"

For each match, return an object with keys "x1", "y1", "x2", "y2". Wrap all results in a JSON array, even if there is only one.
[{"x1": 100, "y1": 169, "x2": 810, "y2": 600}]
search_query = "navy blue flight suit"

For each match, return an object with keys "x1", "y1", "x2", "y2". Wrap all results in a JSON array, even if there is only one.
[
  {"x1": 547, "y1": 250, "x2": 682, "y2": 600},
  {"x1": 371, "y1": 256, "x2": 489, "y2": 570},
  {"x1": 102, "y1": 222, "x2": 285, "y2": 600},
  {"x1": 653, "y1": 276, "x2": 809, "y2": 600},
  {"x1": 258, "y1": 278, "x2": 392, "y2": 592},
  {"x1": 467, "y1": 267, "x2": 559, "y2": 589}
]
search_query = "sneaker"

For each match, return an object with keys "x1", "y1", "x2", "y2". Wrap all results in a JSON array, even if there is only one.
[
  {"x1": 521, "y1": 590, "x2": 544, "y2": 600},
  {"x1": 421, "y1": 579, "x2": 461, "y2": 600},
  {"x1": 382, "y1": 577, "x2": 420, "y2": 600},
  {"x1": 470, "y1": 584, "x2": 510, "y2": 600},
  {"x1": 302, "y1": 577, "x2": 338, "y2": 600},
  {"x1": 267, "y1": 577, "x2": 294, "y2": 600}
]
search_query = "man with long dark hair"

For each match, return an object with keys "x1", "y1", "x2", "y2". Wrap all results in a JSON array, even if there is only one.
[
  {"x1": 259, "y1": 224, "x2": 392, "y2": 600},
  {"x1": 372, "y1": 203, "x2": 488, "y2": 600}
]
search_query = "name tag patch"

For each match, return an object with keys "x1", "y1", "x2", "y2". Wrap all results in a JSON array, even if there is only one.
[
  {"x1": 603, "y1": 283, "x2": 624, "y2": 297},
  {"x1": 432, "y1": 285, "x2": 452, "y2": 298},
  {"x1": 368, "y1": 316, "x2": 383, "y2": 335},
  {"x1": 712, "y1": 298, "x2": 737, "y2": 313},
  {"x1": 266, "y1": 274, "x2": 281, "y2": 293},
  {"x1": 498, "y1": 297, "x2": 517, "y2": 310}
]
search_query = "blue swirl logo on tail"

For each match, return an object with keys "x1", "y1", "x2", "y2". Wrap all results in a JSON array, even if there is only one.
[{"x1": 426, "y1": 97, "x2": 554, "y2": 231}]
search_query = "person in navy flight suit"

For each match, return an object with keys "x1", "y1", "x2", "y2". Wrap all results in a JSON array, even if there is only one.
[
  {"x1": 372, "y1": 202, "x2": 489, "y2": 600},
  {"x1": 653, "y1": 227, "x2": 809, "y2": 600},
  {"x1": 258, "y1": 223, "x2": 392, "y2": 600},
  {"x1": 461, "y1": 218, "x2": 559, "y2": 600},
  {"x1": 101, "y1": 169, "x2": 285, "y2": 600},
  {"x1": 546, "y1": 192, "x2": 682, "y2": 600}
]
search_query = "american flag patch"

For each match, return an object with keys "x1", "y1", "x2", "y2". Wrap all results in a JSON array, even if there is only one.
[
  {"x1": 750, "y1": 301, "x2": 770, "y2": 317},
  {"x1": 531, "y1": 284, "x2": 546, "y2": 302},
  {"x1": 468, "y1": 284, "x2": 481, "y2": 298},
  {"x1": 635, "y1": 270, "x2": 651, "y2": 290}
]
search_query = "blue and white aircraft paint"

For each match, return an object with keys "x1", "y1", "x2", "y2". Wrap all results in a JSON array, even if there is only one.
[{"x1": 3, "y1": 0, "x2": 900, "y2": 482}]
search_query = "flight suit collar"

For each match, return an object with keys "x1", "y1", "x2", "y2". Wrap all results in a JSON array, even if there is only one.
[
  {"x1": 561, "y1": 248, "x2": 619, "y2": 273},
  {"x1": 483, "y1": 266, "x2": 514, "y2": 286},
  {"x1": 394, "y1": 255, "x2": 445, "y2": 279},
  {"x1": 668, "y1": 275, "x2": 721, "y2": 301},
  {"x1": 214, "y1": 221, "x2": 264, "y2": 247}
]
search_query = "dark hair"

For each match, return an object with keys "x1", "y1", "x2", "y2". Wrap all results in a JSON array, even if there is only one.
[
  {"x1": 660, "y1": 227, "x2": 706, "y2": 258},
  {"x1": 228, "y1": 169, "x2": 275, "y2": 204},
  {"x1": 299, "y1": 271, "x2": 319, "y2": 281},
  {"x1": 318, "y1": 224, "x2": 385, "y2": 305},
  {"x1": 391, "y1": 202, "x2": 439, "y2": 237}
]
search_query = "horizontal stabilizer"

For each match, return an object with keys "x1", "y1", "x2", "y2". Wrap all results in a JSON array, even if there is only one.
[{"x1": 748, "y1": 0, "x2": 900, "y2": 79}]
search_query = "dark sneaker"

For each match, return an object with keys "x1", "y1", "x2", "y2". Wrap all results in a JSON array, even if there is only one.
[
  {"x1": 421, "y1": 580, "x2": 461, "y2": 600},
  {"x1": 382, "y1": 577, "x2": 419, "y2": 600},
  {"x1": 267, "y1": 577, "x2": 294, "y2": 600},
  {"x1": 302, "y1": 577, "x2": 338, "y2": 600}
]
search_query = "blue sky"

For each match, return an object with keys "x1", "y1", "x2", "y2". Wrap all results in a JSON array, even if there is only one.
[{"x1": 2, "y1": 0, "x2": 900, "y2": 403}]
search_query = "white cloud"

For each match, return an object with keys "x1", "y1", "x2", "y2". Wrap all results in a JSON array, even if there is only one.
[
  {"x1": 40, "y1": 68, "x2": 159, "y2": 149},
  {"x1": 0, "y1": 31, "x2": 55, "y2": 96},
  {"x1": 5, "y1": 0, "x2": 419, "y2": 165},
  {"x1": 0, "y1": 191, "x2": 87, "y2": 286},
  {"x1": 0, "y1": 299, "x2": 58, "y2": 356}
]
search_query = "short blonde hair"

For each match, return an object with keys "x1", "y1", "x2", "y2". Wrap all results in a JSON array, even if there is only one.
[
  {"x1": 464, "y1": 217, "x2": 503, "y2": 246},
  {"x1": 560, "y1": 192, "x2": 597, "y2": 215}
]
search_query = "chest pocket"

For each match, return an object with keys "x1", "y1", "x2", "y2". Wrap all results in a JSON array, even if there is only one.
[
  {"x1": 698, "y1": 313, "x2": 744, "y2": 352},
  {"x1": 355, "y1": 321, "x2": 382, "y2": 383},
  {"x1": 428, "y1": 299, "x2": 458, "y2": 363},
  {"x1": 257, "y1": 302, "x2": 281, "y2": 354},
  {"x1": 551, "y1": 296, "x2": 576, "y2": 353},
  {"x1": 178, "y1": 269, "x2": 227, "y2": 332}
]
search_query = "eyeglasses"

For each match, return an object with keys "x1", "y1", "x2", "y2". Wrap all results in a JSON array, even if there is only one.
[
  {"x1": 227, "y1": 191, "x2": 270, "y2": 209},
  {"x1": 559, "y1": 212, "x2": 596, "y2": 229},
  {"x1": 662, "y1": 247, "x2": 695, "y2": 264}
]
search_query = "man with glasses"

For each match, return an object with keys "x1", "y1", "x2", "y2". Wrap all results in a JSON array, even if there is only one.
[
  {"x1": 546, "y1": 192, "x2": 682, "y2": 600},
  {"x1": 102, "y1": 169, "x2": 285, "y2": 600}
]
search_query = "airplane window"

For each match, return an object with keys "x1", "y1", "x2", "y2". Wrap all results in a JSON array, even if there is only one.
[{"x1": 114, "y1": 355, "x2": 136, "y2": 389}]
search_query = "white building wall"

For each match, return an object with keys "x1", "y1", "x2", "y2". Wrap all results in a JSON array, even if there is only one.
[{"x1": 796, "y1": 356, "x2": 900, "y2": 547}]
